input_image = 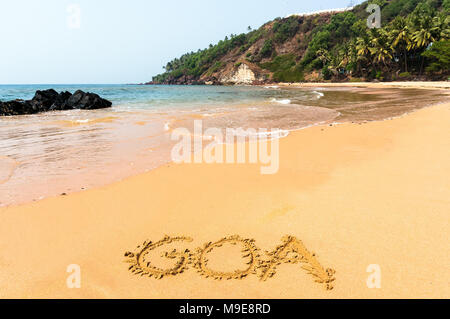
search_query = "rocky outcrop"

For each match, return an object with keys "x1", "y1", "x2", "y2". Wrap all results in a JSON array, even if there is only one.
[
  {"x1": 220, "y1": 64, "x2": 256, "y2": 84},
  {"x1": 218, "y1": 63, "x2": 267, "y2": 85},
  {"x1": 0, "y1": 89, "x2": 112, "y2": 116},
  {"x1": 144, "y1": 75, "x2": 207, "y2": 85}
]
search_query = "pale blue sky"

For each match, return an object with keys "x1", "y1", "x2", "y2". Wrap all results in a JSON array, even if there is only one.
[{"x1": 0, "y1": 0, "x2": 365, "y2": 84}]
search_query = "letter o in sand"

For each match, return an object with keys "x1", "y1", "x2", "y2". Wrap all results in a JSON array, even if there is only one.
[{"x1": 194, "y1": 235, "x2": 260, "y2": 280}]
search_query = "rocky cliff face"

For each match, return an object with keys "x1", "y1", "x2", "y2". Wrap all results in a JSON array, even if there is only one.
[{"x1": 219, "y1": 63, "x2": 267, "y2": 84}]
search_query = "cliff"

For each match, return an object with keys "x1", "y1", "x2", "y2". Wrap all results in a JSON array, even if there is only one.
[{"x1": 150, "y1": 0, "x2": 450, "y2": 85}]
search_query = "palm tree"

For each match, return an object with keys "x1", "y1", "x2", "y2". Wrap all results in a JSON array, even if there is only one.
[
  {"x1": 431, "y1": 13, "x2": 450, "y2": 40},
  {"x1": 344, "y1": 39, "x2": 358, "y2": 74},
  {"x1": 356, "y1": 37, "x2": 370, "y2": 64},
  {"x1": 391, "y1": 17, "x2": 412, "y2": 72},
  {"x1": 337, "y1": 42, "x2": 355, "y2": 72},
  {"x1": 369, "y1": 45, "x2": 393, "y2": 68},
  {"x1": 410, "y1": 28, "x2": 435, "y2": 50},
  {"x1": 355, "y1": 36, "x2": 373, "y2": 75},
  {"x1": 316, "y1": 49, "x2": 329, "y2": 65},
  {"x1": 327, "y1": 57, "x2": 340, "y2": 77},
  {"x1": 409, "y1": 15, "x2": 436, "y2": 74},
  {"x1": 356, "y1": 37, "x2": 370, "y2": 58},
  {"x1": 369, "y1": 29, "x2": 393, "y2": 69}
]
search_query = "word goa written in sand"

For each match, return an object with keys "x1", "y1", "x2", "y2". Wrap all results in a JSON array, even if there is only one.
[{"x1": 124, "y1": 235, "x2": 336, "y2": 290}]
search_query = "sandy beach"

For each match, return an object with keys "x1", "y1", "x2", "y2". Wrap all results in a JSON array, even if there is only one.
[
  {"x1": 280, "y1": 81, "x2": 450, "y2": 90},
  {"x1": 0, "y1": 90, "x2": 448, "y2": 298}
]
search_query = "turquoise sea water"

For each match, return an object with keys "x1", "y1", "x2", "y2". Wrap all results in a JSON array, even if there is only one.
[{"x1": 0, "y1": 84, "x2": 326, "y2": 110}]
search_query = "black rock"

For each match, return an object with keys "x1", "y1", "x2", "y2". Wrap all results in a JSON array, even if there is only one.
[
  {"x1": 0, "y1": 100, "x2": 35, "y2": 116},
  {"x1": 32, "y1": 89, "x2": 59, "y2": 106},
  {"x1": 66, "y1": 90, "x2": 112, "y2": 110},
  {"x1": 50, "y1": 91, "x2": 73, "y2": 111},
  {"x1": 65, "y1": 90, "x2": 84, "y2": 108},
  {"x1": 0, "y1": 89, "x2": 112, "y2": 116}
]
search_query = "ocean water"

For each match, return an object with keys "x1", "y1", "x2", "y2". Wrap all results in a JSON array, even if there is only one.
[
  {"x1": 0, "y1": 84, "x2": 320, "y2": 108},
  {"x1": 0, "y1": 84, "x2": 447, "y2": 206}
]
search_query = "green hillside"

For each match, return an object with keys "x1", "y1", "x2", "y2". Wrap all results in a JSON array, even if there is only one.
[{"x1": 151, "y1": 0, "x2": 450, "y2": 84}]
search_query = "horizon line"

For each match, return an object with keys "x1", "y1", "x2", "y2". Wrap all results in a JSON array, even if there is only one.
[{"x1": 0, "y1": 83, "x2": 135, "y2": 86}]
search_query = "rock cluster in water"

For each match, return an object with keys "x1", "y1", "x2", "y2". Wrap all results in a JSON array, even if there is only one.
[{"x1": 0, "y1": 89, "x2": 112, "y2": 116}]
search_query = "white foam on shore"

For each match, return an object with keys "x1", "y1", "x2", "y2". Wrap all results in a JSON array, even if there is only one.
[
  {"x1": 164, "y1": 122, "x2": 171, "y2": 131},
  {"x1": 264, "y1": 85, "x2": 280, "y2": 89},
  {"x1": 228, "y1": 128, "x2": 290, "y2": 140},
  {"x1": 313, "y1": 91, "x2": 325, "y2": 99},
  {"x1": 270, "y1": 98, "x2": 291, "y2": 105},
  {"x1": 75, "y1": 119, "x2": 91, "y2": 124}
]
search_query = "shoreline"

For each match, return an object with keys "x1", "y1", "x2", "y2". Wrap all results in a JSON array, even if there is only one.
[
  {"x1": 0, "y1": 100, "x2": 449, "y2": 298},
  {"x1": 275, "y1": 81, "x2": 450, "y2": 90},
  {"x1": 143, "y1": 81, "x2": 450, "y2": 90},
  {"x1": 3, "y1": 84, "x2": 448, "y2": 207}
]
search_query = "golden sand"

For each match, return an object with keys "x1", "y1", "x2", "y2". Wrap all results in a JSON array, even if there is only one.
[
  {"x1": 52, "y1": 116, "x2": 119, "y2": 127},
  {"x1": 279, "y1": 81, "x2": 450, "y2": 90},
  {"x1": 0, "y1": 101, "x2": 449, "y2": 299}
]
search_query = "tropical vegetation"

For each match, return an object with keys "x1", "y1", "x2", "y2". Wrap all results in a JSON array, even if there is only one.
[{"x1": 152, "y1": 0, "x2": 450, "y2": 84}]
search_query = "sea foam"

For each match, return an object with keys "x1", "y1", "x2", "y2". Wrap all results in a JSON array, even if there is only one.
[
  {"x1": 313, "y1": 91, "x2": 325, "y2": 99},
  {"x1": 270, "y1": 98, "x2": 291, "y2": 105}
]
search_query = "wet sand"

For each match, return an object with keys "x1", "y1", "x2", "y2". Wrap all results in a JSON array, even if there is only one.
[
  {"x1": 280, "y1": 81, "x2": 450, "y2": 90},
  {"x1": 0, "y1": 101, "x2": 448, "y2": 299}
]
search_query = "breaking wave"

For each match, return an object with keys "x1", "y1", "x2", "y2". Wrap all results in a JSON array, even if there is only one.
[{"x1": 270, "y1": 98, "x2": 291, "y2": 105}]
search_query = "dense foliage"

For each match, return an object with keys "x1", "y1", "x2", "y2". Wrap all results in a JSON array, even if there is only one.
[
  {"x1": 152, "y1": 28, "x2": 267, "y2": 83},
  {"x1": 152, "y1": 0, "x2": 450, "y2": 84}
]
